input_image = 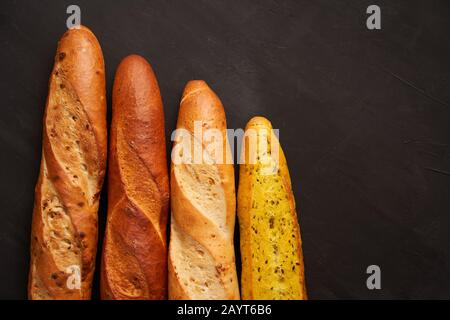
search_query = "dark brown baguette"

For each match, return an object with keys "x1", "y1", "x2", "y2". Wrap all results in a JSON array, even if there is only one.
[
  {"x1": 100, "y1": 55, "x2": 169, "y2": 300},
  {"x1": 28, "y1": 25, "x2": 107, "y2": 300}
]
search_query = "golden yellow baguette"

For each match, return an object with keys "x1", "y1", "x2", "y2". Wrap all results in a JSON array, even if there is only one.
[{"x1": 237, "y1": 116, "x2": 307, "y2": 300}]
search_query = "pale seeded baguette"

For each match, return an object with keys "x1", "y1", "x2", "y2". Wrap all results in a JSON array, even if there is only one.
[
  {"x1": 28, "y1": 26, "x2": 107, "y2": 300},
  {"x1": 238, "y1": 117, "x2": 307, "y2": 300},
  {"x1": 168, "y1": 80, "x2": 240, "y2": 300},
  {"x1": 100, "y1": 55, "x2": 169, "y2": 300}
]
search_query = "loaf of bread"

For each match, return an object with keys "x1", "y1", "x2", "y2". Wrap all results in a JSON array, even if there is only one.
[
  {"x1": 237, "y1": 117, "x2": 307, "y2": 300},
  {"x1": 100, "y1": 55, "x2": 169, "y2": 300},
  {"x1": 28, "y1": 26, "x2": 107, "y2": 300},
  {"x1": 168, "y1": 80, "x2": 240, "y2": 300}
]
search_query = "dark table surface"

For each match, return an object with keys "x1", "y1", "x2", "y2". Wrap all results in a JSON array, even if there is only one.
[{"x1": 0, "y1": 0, "x2": 449, "y2": 299}]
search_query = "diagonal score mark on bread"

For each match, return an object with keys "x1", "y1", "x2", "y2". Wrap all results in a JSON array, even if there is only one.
[
  {"x1": 47, "y1": 70, "x2": 100, "y2": 203},
  {"x1": 174, "y1": 132, "x2": 227, "y2": 232},
  {"x1": 103, "y1": 197, "x2": 150, "y2": 299},
  {"x1": 169, "y1": 218, "x2": 228, "y2": 299},
  {"x1": 116, "y1": 126, "x2": 165, "y2": 242}
]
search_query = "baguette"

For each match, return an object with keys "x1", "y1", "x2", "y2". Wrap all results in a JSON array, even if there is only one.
[
  {"x1": 168, "y1": 80, "x2": 240, "y2": 300},
  {"x1": 237, "y1": 117, "x2": 307, "y2": 300},
  {"x1": 100, "y1": 55, "x2": 169, "y2": 300},
  {"x1": 28, "y1": 25, "x2": 107, "y2": 300}
]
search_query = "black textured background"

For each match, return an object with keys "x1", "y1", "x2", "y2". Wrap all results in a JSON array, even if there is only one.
[{"x1": 0, "y1": 0, "x2": 449, "y2": 299}]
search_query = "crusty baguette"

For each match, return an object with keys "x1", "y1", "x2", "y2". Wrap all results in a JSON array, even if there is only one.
[
  {"x1": 28, "y1": 25, "x2": 107, "y2": 300},
  {"x1": 168, "y1": 80, "x2": 240, "y2": 300},
  {"x1": 100, "y1": 55, "x2": 169, "y2": 300},
  {"x1": 238, "y1": 117, "x2": 307, "y2": 300}
]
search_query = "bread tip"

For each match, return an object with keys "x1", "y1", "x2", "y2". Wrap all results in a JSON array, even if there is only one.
[
  {"x1": 59, "y1": 25, "x2": 99, "y2": 45},
  {"x1": 118, "y1": 54, "x2": 151, "y2": 69},
  {"x1": 64, "y1": 24, "x2": 91, "y2": 34},
  {"x1": 68, "y1": 23, "x2": 85, "y2": 30},
  {"x1": 186, "y1": 79, "x2": 207, "y2": 87},
  {"x1": 183, "y1": 80, "x2": 210, "y2": 95},
  {"x1": 246, "y1": 116, "x2": 273, "y2": 130}
]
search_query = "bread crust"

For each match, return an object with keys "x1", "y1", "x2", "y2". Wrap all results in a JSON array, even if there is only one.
[
  {"x1": 168, "y1": 81, "x2": 239, "y2": 300},
  {"x1": 28, "y1": 25, "x2": 107, "y2": 300},
  {"x1": 100, "y1": 55, "x2": 169, "y2": 300}
]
